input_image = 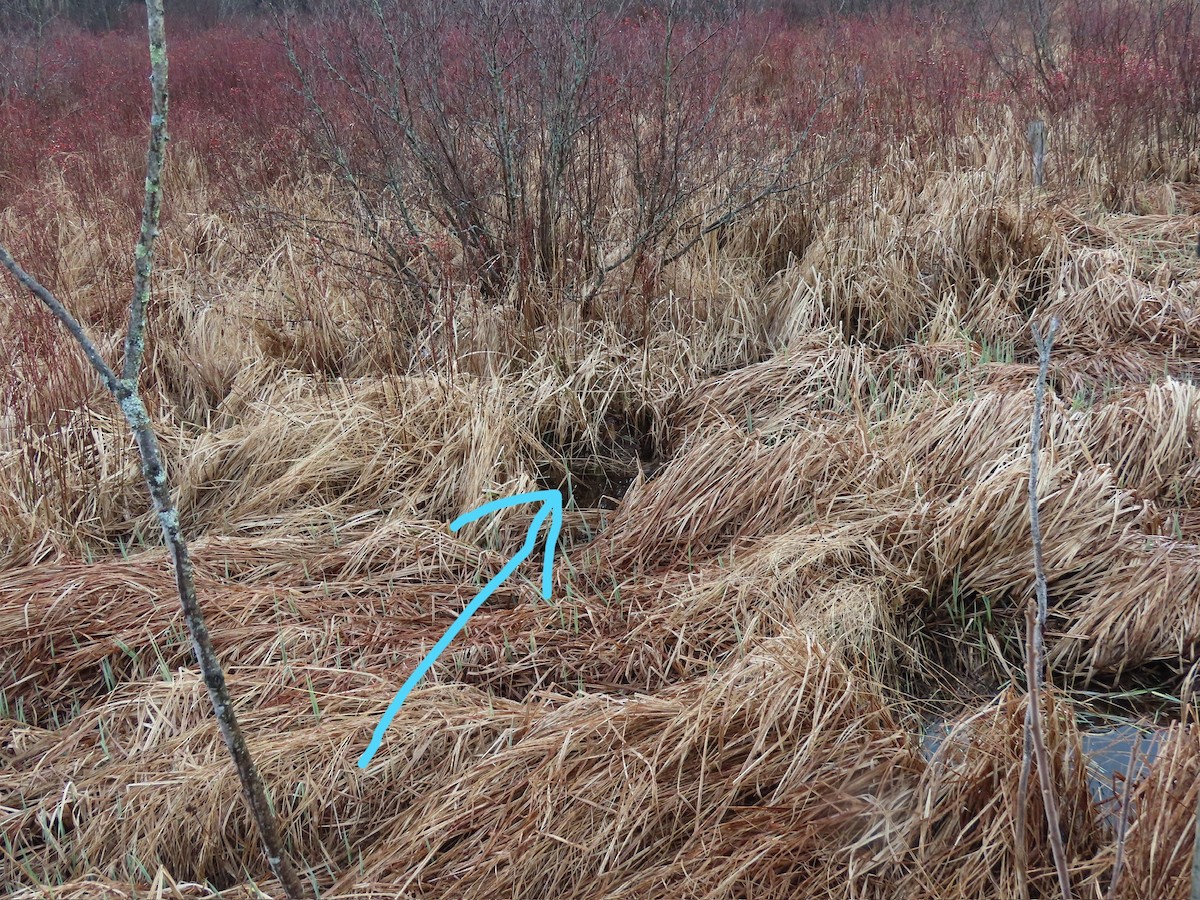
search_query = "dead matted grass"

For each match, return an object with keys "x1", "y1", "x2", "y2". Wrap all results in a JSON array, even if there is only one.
[{"x1": 3, "y1": 96, "x2": 1200, "y2": 899}]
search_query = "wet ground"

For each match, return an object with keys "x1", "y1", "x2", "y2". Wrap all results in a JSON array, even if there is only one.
[{"x1": 922, "y1": 717, "x2": 1168, "y2": 824}]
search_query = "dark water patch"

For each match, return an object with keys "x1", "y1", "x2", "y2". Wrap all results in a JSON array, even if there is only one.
[
  {"x1": 1081, "y1": 722, "x2": 1167, "y2": 812},
  {"x1": 921, "y1": 716, "x2": 1169, "y2": 826}
]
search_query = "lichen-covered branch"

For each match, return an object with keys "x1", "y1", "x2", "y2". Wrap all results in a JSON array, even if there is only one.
[
  {"x1": 122, "y1": 0, "x2": 169, "y2": 385},
  {"x1": 0, "y1": 3, "x2": 308, "y2": 898},
  {"x1": 121, "y1": 391, "x2": 308, "y2": 900},
  {"x1": 0, "y1": 245, "x2": 122, "y2": 395}
]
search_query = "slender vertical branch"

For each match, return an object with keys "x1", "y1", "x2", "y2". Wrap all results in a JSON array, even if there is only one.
[
  {"x1": 1016, "y1": 717, "x2": 1032, "y2": 899},
  {"x1": 1108, "y1": 732, "x2": 1140, "y2": 899},
  {"x1": 1029, "y1": 318, "x2": 1058, "y2": 687},
  {"x1": 122, "y1": 0, "x2": 169, "y2": 385},
  {"x1": 1020, "y1": 316, "x2": 1072, "y2": 899},
  {"x1": 0, "y1": 3, "x2": 308, "y2": 898},
  {"x1": 1191, "y1": 767, "x2": 1200, "y2": 900},
  {"x1": 1027, "y1": 0, "x2": 1058, "y2": 77}
]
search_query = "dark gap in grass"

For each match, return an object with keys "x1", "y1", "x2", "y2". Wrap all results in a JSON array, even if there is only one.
[{"x1": 537, "y1": 409, "x2": 665, "y2": 513}]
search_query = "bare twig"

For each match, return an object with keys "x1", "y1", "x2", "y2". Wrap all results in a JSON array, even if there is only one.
[
  {"x1": 1107, "y1": 732, "x2": 1141, "y2": 899},
  {"x1": 0, "y1": 2, "x2": 308, "y2": 897},
  {"x1": 1191, "y1": 756, "x2": 1200, "y2": 900},
  {"x1": 1016, "y1": 716, "x2": 1032, "y2": 898},
  {"x1": 1187, "y1": 663, "x2": 1200, "y2": 900},
  {"x1": 1018, "y1": 316, "x2": 1072, "y2": 899}
]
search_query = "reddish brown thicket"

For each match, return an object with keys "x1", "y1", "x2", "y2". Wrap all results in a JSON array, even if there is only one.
[
  {"x1": 282, "y1": 0, "x2": 849, "y2": 311},
  {"x1": 2, "y1": 0, "x2": 1194, "y2": 250}
]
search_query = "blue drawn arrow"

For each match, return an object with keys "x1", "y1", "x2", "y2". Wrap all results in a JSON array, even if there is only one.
[{"x1": 357, "y1": 489, "x2": 563, "y2": 769}]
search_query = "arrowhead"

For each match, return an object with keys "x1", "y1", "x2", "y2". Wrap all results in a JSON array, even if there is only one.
[{"x1": 449, "y1": 489, "x2": 563, "y2": 599}]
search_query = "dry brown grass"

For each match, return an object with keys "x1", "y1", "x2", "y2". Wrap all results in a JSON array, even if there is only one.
[{"x1": 4, "y1": 72, "x2": 1200, "y2": 900}]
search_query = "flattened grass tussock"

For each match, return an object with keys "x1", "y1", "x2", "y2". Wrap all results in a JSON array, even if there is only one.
[{"x1": 5, "y1": 1, "x2": 1200, "y2": 896}]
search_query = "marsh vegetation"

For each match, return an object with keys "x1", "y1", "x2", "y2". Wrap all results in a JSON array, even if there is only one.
[{"x1": 2, "y1": 0, "x2": 1200, "y2": 896}]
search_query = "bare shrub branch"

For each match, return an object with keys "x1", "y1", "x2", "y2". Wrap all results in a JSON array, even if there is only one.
[
  {"x1": 1016, "y1": 315, "x2": 1072, "y2": 899},
  {"x1": 286, "y1": 0, "x2": 842, "y2": 322}
]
